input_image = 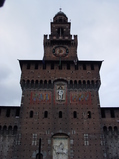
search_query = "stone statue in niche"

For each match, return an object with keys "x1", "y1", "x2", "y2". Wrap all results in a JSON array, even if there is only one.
[
  {"x1": 53, "y1": 142, "x2": 68, "y2": 159},
  {"x1": 56, "y1": 85, "x2": 65, "y2": 101}
]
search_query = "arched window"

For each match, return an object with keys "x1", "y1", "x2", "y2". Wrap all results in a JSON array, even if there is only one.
[
  {"x1": 48, "y1": 80, "x2": 51, "y2": 84},
  {"x1": 73, "y1": 111, "x2": 77, "y2": 118},
  {"x1": 114, "y1": 126, "x2": 118, "y2": 135},
  {"x1": 35, "y1": 80, "x2": 39, "y2": 87},
  {"x1": 3, "y1": 125, "x2": 7, "y2": 135},
  {"x1": 87, "y1": 111, "x2": 91, "y2": 118},
  {"x1": 0, "y1": 125, "x2": 2, "y2": 134},
  {"x1": 59, "y1": 111, "x2": 62, "y2": 118},
  {"x1": 74, "y1": 80, "x2": 77, "y2": 88},
  {"x1": 26, "y1": 80, "x2": 30, "y2": 87},
  {"x1": 78, "y1": 80, "x2": 81, "y2": 85},
  {"x1": 114, "y1": 126, "x2": 118, "y2": 132},
  {"x1": 8, "y1": 126, "x2": 12, "y2": 134},
  {"x1": 87, "y1": 80, "x2": 90, "y2": 85},
  {"x1": 91, "y1": 80, "x2": 94, "y2": 85},
  {"x1": 30, "y1": 111, "x2": 33, "y2": 118},
  {"x1": 44, "y1": 111, "x2": 48, "y2": 118},
  {"x1": 83, "y1": 80, "x2": 86, "y2": 85},
  {"x1": 109, "y1": 126, "x2": 112, "y2": 132},
  {"x1": 21, "y1": 80, "x2": 25, "y2": 87},
  {"x1": 31, "y1": 80, "x2": 34, "y2": 87},
  {"x1": 103, "y1": 126, "x2": 107, "y2": 133},
  {"x1": 40, "y1": 80, "x2": 43, "y2": 84},
  {"x1": 13, "y1": 126, "x2": 18, "y2": 135}
]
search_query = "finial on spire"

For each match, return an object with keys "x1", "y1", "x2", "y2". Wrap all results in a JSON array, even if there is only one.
[{"x1": 59, "y1": 7, "x2": 62, "y2": 12}]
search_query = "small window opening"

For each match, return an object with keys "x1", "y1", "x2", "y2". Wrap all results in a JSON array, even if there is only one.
[
  {"x1": 35, "y1": 80, "x2": 38, "y2": 85},
  {"x1": 74, "y1": 80, "x2": 77, "y2": 86},
  {"x1": 8, "y1": 126, "x2": 12, "y2": 134},
  {"x1": 88, "y1": 111, "x2": 91, "y2": 118},
  {"x1": 16, "y1": 109, "x2": 20, "y2": 117},
  {"x1": 110, "y1": 109, "x2": 115, "y2": 118},
  {"x1": 44, "y1": 80, "x2": 47, "y2": 85},
  {"x1": 59, "y1": 111, "x2": 62, "y2": 118},
  {"x1": 48, "y1": 80, "x2": 51, "y2": 84},
  {"x1": 40, "y1": 80, "x2": 43, "y2": 84},
  {"x1": 30, "y1": 111, "x2": 33, "y2": 118},
  {"x1": 78, "y1": 80, "x2": 81, "y2": 85},
  {"x1": 31, "y1": 80, "x2": 34, "y2": 86},
  {"x1": 83, "y1": 64, "x2": 86, "y2": 70},
  {"x1": 3, "y1": 126, "x2": 7, "y2": 135},
  {"x1": 73, "y1": 111, "x2": 77, "y2": 118},
  {"x1": 83, "y1": 80, "x2": 86, "y2": 85},
  {"x1": 101, "y1": 109, "x2": 105, "y2": 118},
  {"x1": 109, "y1": 126, "x2": 112, "y2": 132},
  {"x1": 57, "y1": 28, "x2": 64, "y2": 36},
  {"x1": 43, "y1": 63, "x2": 46, "y2": 70},
  {"x1": 103, "y1": 126, "x2": 107, "y2": 132},
  {"x1": 35, "y1": 63, "x2": 38, "y2": 69},
  {"x1": 13, "y1": 126, "x2": 18, "y2": 135},
  {"x1": 91, "y1": 80, "x2": 94, "y2": 85},
  {"x1": 114, "y1": 126, "x2": 118, "y2": 133},
  {"x1": 44, "y1": 111, "x2": 48, "y2": 118},
  {"x1": 6, "y1": 108, "x2": 10, "y2": 117},
  {"x1": 59, "y1": 64, "x2": 62, "y2": 70},
  {"x1": 70, "y1": 80, "x2": 73, "y2": 88},
  {"x1": 91, "y1": 64, "x2": 94, "y2": 70},
  {"x1": 51, "y1": 63, "x2": 54, "y2": 69},
  {"x1": 27, "y1": 63, "x2": 30, "y2": 69},
  {"x1": 87, "y1": 80, "x2": 90, "y2": 85},
  {"x1": 67, "y1": 63, "x2": 70, "y2": 70}
]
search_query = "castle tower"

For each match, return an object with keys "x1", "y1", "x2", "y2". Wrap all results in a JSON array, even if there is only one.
[{"x1": 18, "y1": 10, "x2": 104, "y2": 159}]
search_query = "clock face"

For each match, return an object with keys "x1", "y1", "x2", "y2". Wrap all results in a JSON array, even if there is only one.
[{"x1": 53, "y1": 46, "x2": 68, "y2": 57}]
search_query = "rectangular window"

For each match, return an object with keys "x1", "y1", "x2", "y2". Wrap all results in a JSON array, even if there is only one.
[
  {"x1": 16, "y1": 134, "x2": 21, "y2": 145},
  {"x1": 15, "y1": 108, "x2": 20, "y2": 117},
  {"x1": 84, "y1": 134, "x2": 89, "y2": 146},
  {"x1": 51, "y1": 63, "x2": 54, "y2": 69},
  {"x1": 59, "y1": 64, "x2": 62, "y2": 70},
  {"x1": 67, "y1": 63, "x2": 70, "y2": 70},
  {"x1": 101, "y1": 109, "x2": 105, "y2": 118},
  {"x1": 75, "y1": 64, "x2": 78, "y2": 70},
  {"x1": 91, "y1": 64, "x2": 94, "y2": 70},
  {"x1": 32, "y1": 134, "x2": 37, "y2": 145},
  {"x1": 100, "y1": 135, "x2": 105, "y2": 146},
  {"x1": 43, "y1": 63, "x2": 46, "y2": 69},
  {"x1": 83, "y1": 64, "x2": 86, "y2": 70},
  {"x1": 35, "y1": 63, "x2": 38, "y2": 69},
  {"x1": 110, "y1": 109, "x2": 115, "y2": 118},
  {"x1": 27, "y1": 63, "x2": 30, "y2": 69},
  {"x1": 6, "y1": 108, "x2": 10, "y2": 117}
]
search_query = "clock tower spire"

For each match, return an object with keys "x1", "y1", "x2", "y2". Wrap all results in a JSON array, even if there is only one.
[{"x1": 43, "y1": 11, "x2": 78, "y2": 61}]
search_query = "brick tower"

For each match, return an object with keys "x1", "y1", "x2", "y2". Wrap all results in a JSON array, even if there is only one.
[
  {"x1": 1, "y1": 10, "x2": 119, "y2": 159},
  {"x1": 18, "y1": 10, "x2": 104, "y2": 159}
]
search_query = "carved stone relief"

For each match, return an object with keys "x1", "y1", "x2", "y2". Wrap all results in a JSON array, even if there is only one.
[{"x1": 53, "y1": 136, "x2": 68, "y2": 159}]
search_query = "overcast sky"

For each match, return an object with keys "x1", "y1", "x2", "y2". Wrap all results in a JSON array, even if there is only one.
[{"x1": 0, "y1": 0, "x2": 119, "y2": 107}]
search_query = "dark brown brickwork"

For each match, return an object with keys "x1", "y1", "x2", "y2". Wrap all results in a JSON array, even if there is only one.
[{"x1": 0, "y1": 11, "x2": 119, "y2": 159}]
